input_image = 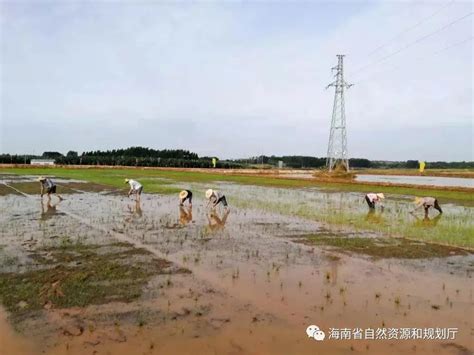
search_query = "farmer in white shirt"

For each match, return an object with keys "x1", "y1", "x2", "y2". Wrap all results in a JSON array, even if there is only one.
[
  {"x1": 365, "y1": 193, "x2": 384, "y2": 210},
  {"x1": 412, "y1": 197, "x2": 442, "y2": 216},
  {"x1": 206, "y1": 189, "x2": 228, "y2": 208},
  {"x1": 125, "y1": 178, "x2": 143, "y2": 202},
  {"x1": 38, "y1": 177, "x2": 63, "y2": 202},
  {"x1": 179, "y1": 190, "x2": 193, "y2": 207}
]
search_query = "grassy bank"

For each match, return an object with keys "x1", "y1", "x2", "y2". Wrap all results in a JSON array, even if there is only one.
[
  {"x1": 356, "y1": 168, "x2": 474, "y2": 178},
  {"x1": 1, "y1": 167, "x2": 472, "y2": 204}
]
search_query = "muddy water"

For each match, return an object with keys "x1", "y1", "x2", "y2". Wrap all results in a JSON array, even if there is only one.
[
  {"x1": 0, "y1": 175, "x2": 473, "y2": 355},
  {"x1": 356, "y1": 174, "x2": 474, "y2": 188}
]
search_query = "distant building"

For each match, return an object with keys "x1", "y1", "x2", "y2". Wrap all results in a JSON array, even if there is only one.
[{"x1": 30, "y1": 159, "x2": 55, "y2": 166}]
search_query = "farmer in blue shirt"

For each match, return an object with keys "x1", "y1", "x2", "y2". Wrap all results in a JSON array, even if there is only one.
[{"x1": 38, "y1": 177, "x2": 63, "y2": 202}]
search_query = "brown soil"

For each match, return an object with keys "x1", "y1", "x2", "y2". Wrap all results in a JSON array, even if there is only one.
[
  {"x1": 0, "y1": 184, "x2": 20, "y2": 196},
  {"x1": 296, "y1": 234, "x2": 472, "y2": 259}
]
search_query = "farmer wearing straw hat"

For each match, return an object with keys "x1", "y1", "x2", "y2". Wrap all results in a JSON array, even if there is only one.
[
  {"x1": 179, "y1": 190, "x2": 193, "y2": 206},
  {"x1": 125, "y1": 178, "x2": 143, "y2": 202},
  {"x1": 365, "y1": 193, "x2": 384, "y2": 210},
  {"x1": 38, "y1": 177, "x2": 63, "y2": 201},
  {"x1": 206, "y1": 189, "x2": 228, "y2": 208},
  {"x1": 412, "y1": 196, "x2": 442, "y2": 217}
]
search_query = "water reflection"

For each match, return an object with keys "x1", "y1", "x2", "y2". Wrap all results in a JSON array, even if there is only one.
[
  {"x1": 40, "y1": 199, "x2": 60, "y2": 221},
  {"x1": 364, "y1": 209, "x2": 385, "y2": 224},
  {"x1": 125, "y1": 200, "x2": 142, "y2": 222},
  {"x1": 207, "y1": 208, "x2": 230, "y2": 232},
  {"x1": 412, "y1": 213, "x2": 442, "y2": 228},
  {"x1": 179, "y1": 206, "x2": 193, "y2": 225}
]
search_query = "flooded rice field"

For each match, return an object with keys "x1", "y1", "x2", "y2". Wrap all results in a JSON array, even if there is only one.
[
  {"x1": 0, "y1": 174, "x2": 473, "y2": 354},
  {"x1": 356, "y1": 174, "x2": 474, "y2": 188}
]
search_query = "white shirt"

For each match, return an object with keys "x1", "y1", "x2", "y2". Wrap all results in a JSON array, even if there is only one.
[
  {"x1": 366, "y1": 193, "x2": 380, "y2": 203},
  {"x1": 416, "y1": 197, "x2": 436, "y2": 208},
  {"x1": 128, "y1": 179, "x2": 142, "y2": 191},
  {"x1": 41, "y1": 179, "x2": 54, "y2": 189},
  {"x1": 209, "y1": 190, "x2": 223, "y2": 201}
]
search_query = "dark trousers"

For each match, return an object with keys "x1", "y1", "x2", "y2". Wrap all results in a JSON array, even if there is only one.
[
  {"x1": 183, "y1": 190, "x2": 193, "y2": 204},
  {"x1": 365, "y1": 195, "x2": 375, "y2": 209},
  {"x1": 425, "y1": 199, "x2": 443, "y2": 215},
  {"x1": 216, "y1": 196, "x2": 228, "y2": 207},
  {"x1": 46, "y1": 185, "x2": 57, "y2": 194}
]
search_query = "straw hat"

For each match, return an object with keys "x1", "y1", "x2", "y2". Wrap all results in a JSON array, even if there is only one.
[
  {"x1": 124, "y1": 178, "x2": 129, "y2": 184},
  {"x1": 179, "y1": 190, "x2": 188, "y2": 199},
  {"x1": 376, "y1": 193, "x2": 385, "y2": 199},
  {"x1": 37, "y1": 176, "x2": 46, "y2": 181},
  {"x1": 205, "y1": 189, "x2": 213, "y2": 199}
]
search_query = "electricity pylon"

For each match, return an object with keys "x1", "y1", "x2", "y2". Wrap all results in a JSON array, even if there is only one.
[{"x1": 326, "y1": 55, "x2": 353, "y2": 172}]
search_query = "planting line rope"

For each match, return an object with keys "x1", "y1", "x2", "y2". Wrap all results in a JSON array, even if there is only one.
[
  {"x1": 1, "y1": 182, "x2": 30, "y2": 197},
  {"x1": 1, "y1": 182, "x2": 278, "y2": 311},
  {"x1": 55, "y1": 183, "x2": 125, "y2": 195}
]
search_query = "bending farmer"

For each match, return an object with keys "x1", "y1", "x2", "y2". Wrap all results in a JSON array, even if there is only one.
[
  {"x1": 38, "y1": 177, "x2": 63, "y2": 202},
  {"x1": 125, "y1": 178, "x2": 143, "y2": 202},
  {"x1": 206, "y1": 189, "x2": 228, "y2": 208},
  {"x1": 179, "y1": 190, "x2": 193, "y2": 206},
  {"x1": 412, "y1": 197, "x2": 442, "y2": 217},
  {"x1": 365, "y1": 193, "x2": 384, "y2": 210}
]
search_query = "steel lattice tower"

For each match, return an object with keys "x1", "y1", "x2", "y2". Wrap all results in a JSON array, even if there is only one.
[{"x1": 326, "y1": 55, "x2": 353, "y2": 171}]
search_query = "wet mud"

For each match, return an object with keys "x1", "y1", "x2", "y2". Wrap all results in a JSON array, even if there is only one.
[
  {"x1": 295, "y1": 234, "x2": 472, "y2": 259},
  {"x1": 0, "y1": 174, "x2": 472, "y2": 355}
]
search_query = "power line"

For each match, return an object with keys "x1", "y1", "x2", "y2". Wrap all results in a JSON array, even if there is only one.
[
  {"x1": 431, "y1": 35, "x2": 472, "y2": 55},
  {"x1": 367, "y1": 0, "x2": 455, "y2": 57},
  {"x1": 351, "y1": 11, "x2": 473, "y2": 78},
  {"x1": 354, "y1": 36, "x2": 473, "y2": 85}
]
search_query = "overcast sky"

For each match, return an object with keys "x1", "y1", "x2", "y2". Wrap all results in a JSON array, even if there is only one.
[{"x1": 0, "y1": 1, "x2": 472, "y2": 161}]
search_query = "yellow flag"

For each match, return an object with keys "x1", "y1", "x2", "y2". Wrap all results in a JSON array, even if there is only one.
[
  {"x1": 419, "y1": 161, "x2": 425, "y2": 173},
  {"x1": 212, "y1": 158, "x2": 217, "y2": 168}
]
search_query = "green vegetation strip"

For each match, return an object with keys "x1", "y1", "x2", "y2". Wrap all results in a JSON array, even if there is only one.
[
  {"x1": 1, "y1": 167, "x2": 472, "y2": 203},
  {"x1": 299, "y1": 235, "x2": 471, "y2": 259},
  {"x1": 231, "y1": 197, "x2": 474, "y2": 249},
  {"x1": 0, "y1": 241, "x2": 189, "y2": 323}
]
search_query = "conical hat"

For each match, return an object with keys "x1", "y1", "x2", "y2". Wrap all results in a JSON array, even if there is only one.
[
  {"x1": 205, "y1": 189, "x2": 213, "y2": 199},
  {"x1": 124, "y1": 178, "x2": 129, "y2": 184},
  {"x1": 376, "y1": 193, "x2": 385, "y2": 199},
  {"x1": 179, "y1": 190, "x2": 188, "y2": 199},
  {"x1": 37, "y1": 176, "x2": 46, "y2": 181}
]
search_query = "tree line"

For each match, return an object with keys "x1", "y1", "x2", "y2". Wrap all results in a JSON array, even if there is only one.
[
  {"x1": 0, "y1": 147, "x2": 243, "y2": 168},
  {"x1": 0, "y1": 147, "x2": 472, "y2": 169},
  {"x1": 233, "y1": 156, "x2": 474, "y2": 169}
]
